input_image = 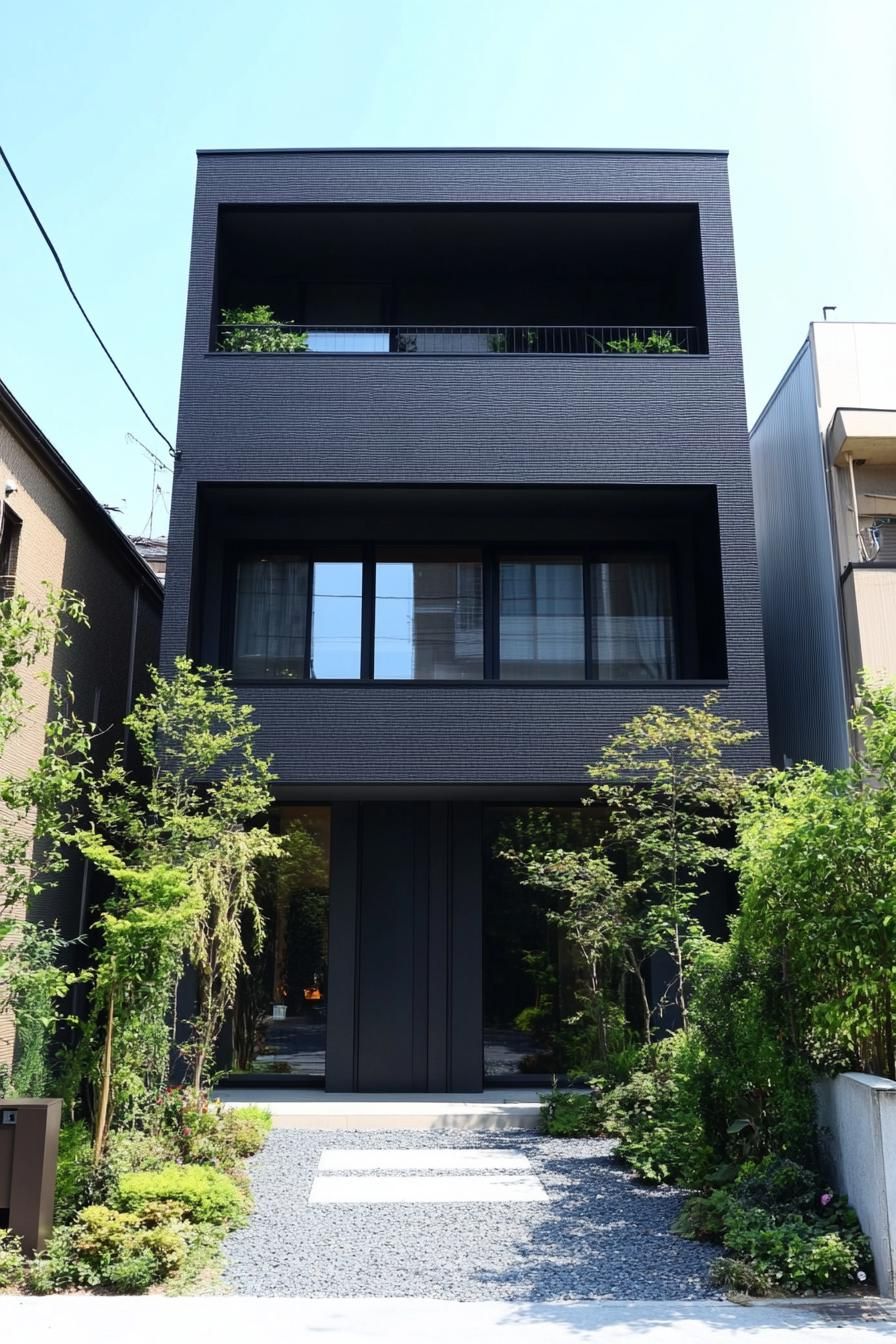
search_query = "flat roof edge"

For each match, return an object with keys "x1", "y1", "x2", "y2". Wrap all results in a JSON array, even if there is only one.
[{"x1": 196, "y1": 146, "x2": 729, "y2": 159}]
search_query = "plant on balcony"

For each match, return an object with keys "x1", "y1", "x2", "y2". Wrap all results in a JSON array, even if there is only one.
[
  {"x1": 599, "y1": 329, "x2": 686, "y2": 354},
  {"x1": 487, "y1": 328, "x2": 540, "y2": 353},
  {"x1": 218, "y1": 305, "x2": 309, "y2": 353}
]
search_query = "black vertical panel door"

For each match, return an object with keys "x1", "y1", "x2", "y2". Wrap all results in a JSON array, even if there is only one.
[
  {"x1": 327, "y1": 800, "x2": 483, "y2": 1092},
  {"x1": 356, "y1": 803, "x2": 428, "y2": 1091}
]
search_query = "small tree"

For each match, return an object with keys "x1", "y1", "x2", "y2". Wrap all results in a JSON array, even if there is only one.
[
  {"x1": 0, "y1": 585, "x2": 93, "y2": 1094},
  {"x1": 184, "y1": 828, "x2": 280, "y2": 1090},
  {"x1": 589, "y1": 694, "x2": 754, "y2": 1032},
  {"x1": 77, "y1": 836, "x2": 201, "y2": 1160},
  {"x1": 502, "y1": 839, "x2": 649, "y2": 1059},
  {"x1": 78, "y1": 657, "x2": 280, "y2": 1142}
]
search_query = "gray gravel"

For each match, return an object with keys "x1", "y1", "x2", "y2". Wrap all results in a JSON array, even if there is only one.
[{"x1": 222, "y1": 1128, "x2": 721, "y2": 1300}]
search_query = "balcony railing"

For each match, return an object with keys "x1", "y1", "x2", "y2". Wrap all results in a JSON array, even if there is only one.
[{"x1": 214, "y1": 323, "x2": 700, "y2": 356}]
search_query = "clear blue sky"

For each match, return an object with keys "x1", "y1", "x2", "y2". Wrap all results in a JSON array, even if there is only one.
[{"x1": 1, "y1": 0, "x2": 894, "y2": 537}]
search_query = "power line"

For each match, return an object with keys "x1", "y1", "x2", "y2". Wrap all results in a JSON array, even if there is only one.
[{"x1": 0, "y1": 142, "x2": 178, "y2": 459}]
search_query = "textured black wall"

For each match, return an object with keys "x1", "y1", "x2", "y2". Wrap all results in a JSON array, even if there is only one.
[{"x1": 162, "y1": 150, "x2": 768, "y2": 784}]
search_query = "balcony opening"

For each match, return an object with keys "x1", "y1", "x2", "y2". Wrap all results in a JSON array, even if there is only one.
[
  {"x1": 212, "y1": 205, "x2": 708, "y2": 355},
  {"x1": 197, "y1": 485, "x2": 727, "y2": 683}
]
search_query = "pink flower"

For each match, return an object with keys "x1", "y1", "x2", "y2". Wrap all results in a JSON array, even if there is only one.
[{"x1": 820, "y1": 1192, "x2": 833, "y2": 1207}]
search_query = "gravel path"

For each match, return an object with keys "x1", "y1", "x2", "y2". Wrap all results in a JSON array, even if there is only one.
[{"x1": 222, "y1": 1129, "x2": 721, "y2": 1300}]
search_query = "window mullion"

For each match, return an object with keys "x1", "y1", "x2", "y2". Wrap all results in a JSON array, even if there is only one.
[
  {"x1": 583, "y1": 553, "x2": 594, "y2": 681},
  {"x1": 361, "y1": 544, "x2": 376, "y2": 680}
]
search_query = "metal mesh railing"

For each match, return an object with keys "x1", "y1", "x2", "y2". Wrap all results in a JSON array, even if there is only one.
[{"x1": 215, "y1": 323, "x2": 699, "y2": 355}]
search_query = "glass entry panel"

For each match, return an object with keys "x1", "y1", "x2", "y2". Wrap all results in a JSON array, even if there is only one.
[
  {"x1": 232, "y1": 806, "x2": 330, "y2": 1078},
  {"x1": 482, "y1": 806, "x2": 604, "y2": 1081}
]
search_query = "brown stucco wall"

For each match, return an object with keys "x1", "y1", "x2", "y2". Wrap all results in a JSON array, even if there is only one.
[{"x1": 0, "y1": 412, "x2": 162, "y2": 1073}]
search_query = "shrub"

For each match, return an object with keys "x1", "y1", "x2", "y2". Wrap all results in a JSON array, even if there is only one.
[
  {"x1": 225, "y1": 1105, "x2": 272, "y2": 1157},
  {"x1": 672, "y1": 1190, "x2": 730, "y2": 1243},
  {"x1": 218, "y1": 305, "x2": 309, "y2": 354},
  {"x1": 689, "y1": 938, "x2": 817, "y2": 1166},
  {"x1": 55, "y1": 1121, "x2": 97, "y2": 1223},
  {"x1": 677, "y1": 1153, "x2": 873, "y2": 1295},
  {"x1": 115, "y1": 1163, "x2": 249, "y2": 1226},
  {"x1": 540, "y1": 1090, "x2": 605, "y2": 1137},
  {"x1": 603, "y1": 1035, "x2": 714, "y2": 1187},
  {"x1": 732, "y1": 1156, "x2": 818, "y2": 1217},
  {"x1": 155, "y1": 1089, "x2": 271, "y2": 1167},
  {"x1": 0, "y1": 1230, "x2": 26, "y2": 1289},
  {"x1": 722, "y1": 1204, "x2": 869, "y2": 1293},
  {"x1": 29, "y1": 1204, "x2": 187, "y2": 1294}
]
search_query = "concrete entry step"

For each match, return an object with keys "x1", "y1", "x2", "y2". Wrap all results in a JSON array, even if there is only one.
[{"x1": 214, "y1": 1088, "x2": 543, "y2": 1131}]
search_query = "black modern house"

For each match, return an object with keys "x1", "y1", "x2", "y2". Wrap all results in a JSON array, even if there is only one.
[{"x1": 162, "y1": 148, "x2": 769, "y2": 1092}]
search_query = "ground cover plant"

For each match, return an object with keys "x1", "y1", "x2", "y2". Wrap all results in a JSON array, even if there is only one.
[
  {"x1": 22, "y1": 1091, "x2": 270, "y2": 1294},
  {"x1": 531, "y1": 686, "x2": 896, "y2": 1295}
]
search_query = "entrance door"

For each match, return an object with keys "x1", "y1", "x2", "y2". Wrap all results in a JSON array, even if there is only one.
[{"x1": 326, "y1": 802, "x2": 482, "y2": 1092}]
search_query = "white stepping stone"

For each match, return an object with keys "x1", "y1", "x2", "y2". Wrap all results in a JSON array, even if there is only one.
[
  {"x1": 318, "y1": 1147, "x2": 533, "y2": 1171},
  {"x1": 308, "y1": 1172, "x2": 548, "y2": 1203}
]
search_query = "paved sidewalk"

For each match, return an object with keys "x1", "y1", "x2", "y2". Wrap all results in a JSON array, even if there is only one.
[{"x1": 1, "y1": 1296, "x2": 894, "y2": 1342}]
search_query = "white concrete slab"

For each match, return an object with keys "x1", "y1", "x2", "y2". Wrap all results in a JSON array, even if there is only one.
[
  {"x1": 2, "y1": 1296, "x2": 894, "y2": 1343},
  {"x1": 308, "y1": 1172, "x2": 549, "y2": 1203},
  {"x1": 318, "y1": 1147, "x2": 533, "y2": 1171},
  {"x1": 214, "y1": 1088, "x2": 545, "y2": 1131}
]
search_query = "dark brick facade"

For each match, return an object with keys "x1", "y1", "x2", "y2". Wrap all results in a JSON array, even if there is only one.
[{"x1": 162, "y1": 150, "x2": 768, "y2": 788}]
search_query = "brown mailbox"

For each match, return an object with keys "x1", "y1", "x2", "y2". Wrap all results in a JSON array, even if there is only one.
[{"x1": 0, "y1": 1098, "x2": 61, "y2": 1255}]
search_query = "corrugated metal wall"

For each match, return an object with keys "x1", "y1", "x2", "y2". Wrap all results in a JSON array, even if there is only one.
[{"x1": 750, "y1": 345, "x2": 849, "y2": 767}]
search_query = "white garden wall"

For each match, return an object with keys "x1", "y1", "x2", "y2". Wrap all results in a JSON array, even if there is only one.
[{"x1": 815, "y1": 1072, "x2": 896, "y2": 1297}]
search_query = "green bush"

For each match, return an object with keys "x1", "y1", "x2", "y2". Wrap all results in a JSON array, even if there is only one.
[
  {"x1": 732, "y1": 1156, "x2": 817, "y2": 1217},
  {"x1": 154, "y1": 1090, "x2": 271, "y2": 1168},
  {"x1": 722, "y1": 1204, "x2": 869, "y2": 1293},
  {"x1": 540, "y1": 1090, "x2": 605, "y2": 1137},
  {"x1": 689, "y1": 939, "x2": 816, "y2": 1166},
  {"x1": 603, "y1": 1035, "x2": 714, "y2": 1187},
  {"x1": 115, "y1": 1163, "x2": 249, "y2": 1226},
  {"x1": 671, "y1": 1189, "x2": 730, "y2": 1242},
  {"x1": 218, "y1": 305, "x2": 309, "y2": 354},
  {"x1": 224, "y1": 1105, "x2": 272, "y2": 1157},
  {"x1": 0, "y1": 1229, "x2": 26, "y2": 1289},
  {"x1": 676, "y1": 1154, "x2": 873, "y2": 1295},
  {"x1": 55, "y1": 1121, "x2": 97, "y2": 1224},
  {"x1": 29, "y1": 1205, "x2": 187, "y2": 1294}
]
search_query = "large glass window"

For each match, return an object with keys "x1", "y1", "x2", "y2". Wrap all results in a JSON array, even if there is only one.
[
  {"x1": 233, "y1": 807, "x2": 330, "y2": 1079},
  {"x1": 592, "y1": 555, "x2": 676, "y2": 680},
  {"x1": 233, "y1": 556, "x2": 308, "y2": 680},
  {"x1": 374, "y1": 550, "x2": 483, "y2": 680},
  {"x1": 499, "y1": 556, "x2": 585, "y2": 680},
  {"x1": 310, "y1": 560, "x2": 363, "y2": 679},
  {"x1": 231, "y1": 547, "x2": 683, "y2": 683}
]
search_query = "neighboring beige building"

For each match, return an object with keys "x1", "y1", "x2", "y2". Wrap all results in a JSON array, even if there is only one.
[
  {"x1": 0, "y1": 379, "x2": 163, "y2": 1075},
  {"x1": 751, "y1": 322, "x2": 896, "y2": 768}
]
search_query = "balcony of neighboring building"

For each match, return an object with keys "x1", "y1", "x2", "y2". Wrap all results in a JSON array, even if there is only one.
[
  {"x1": 842, "y1": 564, "x2": 896, "y2": 690},
  {"x1": 208, "y1": 204, "x2": 709, "y2": 359}
]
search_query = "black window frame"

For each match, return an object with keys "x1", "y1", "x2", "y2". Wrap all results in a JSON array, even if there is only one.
[{"x1": 223, "y1": 541, "x2": 693, "y2": 685}]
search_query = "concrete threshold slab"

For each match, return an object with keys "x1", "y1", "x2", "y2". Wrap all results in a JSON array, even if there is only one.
[{"x1": 213, "y1": 1087, "x2": 544, "y2": 1130}]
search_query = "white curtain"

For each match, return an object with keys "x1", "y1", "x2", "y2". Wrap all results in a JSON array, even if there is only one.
[
  {"x1": 234, "y1": 558, "x2": 308, "y2": 674},
  {"x1": 593, "y1": 557, "x2": 675, "y2": 680}
]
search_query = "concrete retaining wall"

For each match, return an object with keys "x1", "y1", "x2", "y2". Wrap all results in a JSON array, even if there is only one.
[{"x1": 815, "y1": 1072, "x2": 896, "y2": 1297}]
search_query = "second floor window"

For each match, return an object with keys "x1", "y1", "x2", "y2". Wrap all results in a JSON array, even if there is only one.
[
  {"x1": 374, "y1": 550, "x2": 483, "y2": 680},
  {"x1": 229, "y1": 547, "x2": 680, "y2": 682},
  {"x1": 233, "y1": 556, "x2": 307, "y2": 679}
]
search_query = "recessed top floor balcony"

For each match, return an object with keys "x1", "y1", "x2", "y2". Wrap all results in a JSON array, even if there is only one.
[{"x1": 210, "y1": 204, "x2": 709, "y2": 357}]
